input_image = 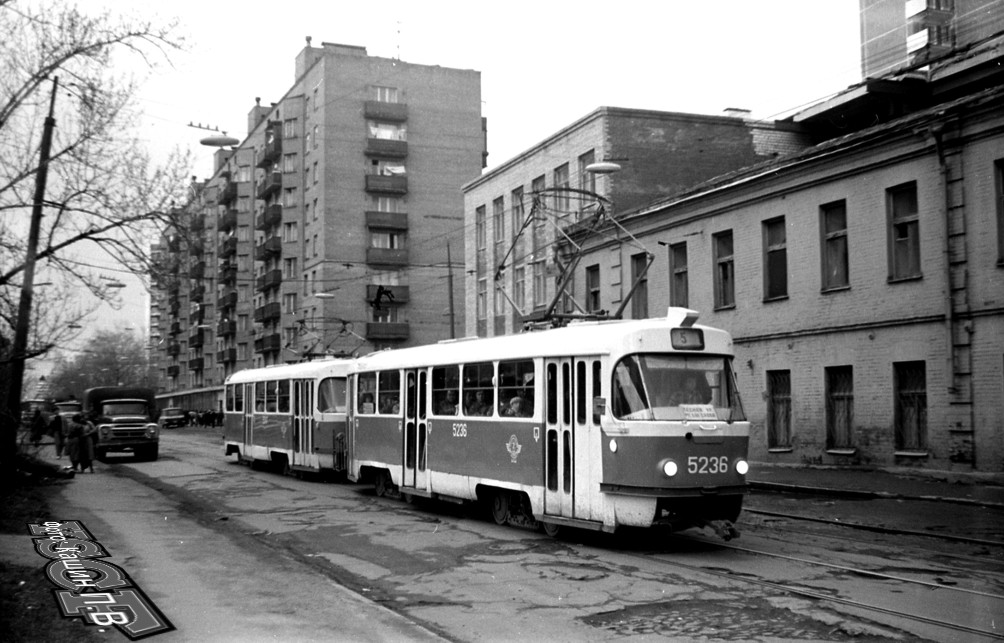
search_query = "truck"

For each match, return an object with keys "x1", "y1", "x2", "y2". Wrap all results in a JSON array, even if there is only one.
[{"x1": 83, "y1": 387, "x2": 160, "y2": 461}]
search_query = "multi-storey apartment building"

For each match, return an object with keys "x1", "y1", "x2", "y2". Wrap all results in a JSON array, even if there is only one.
[
  {"x1": 152, "y1": 41, "x2": 484, "y2": 406},
  {"x1": 462, "y1": 28, "x2": 1003, "y2": 471}
]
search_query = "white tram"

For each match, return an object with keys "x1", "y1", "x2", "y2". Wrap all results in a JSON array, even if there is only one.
[
  {"x1": 223, "y1": 359, "x2": 350, "y2": 475},
  {"x1": 347, "y1": 308, "x2": 749, "y2": 537}
]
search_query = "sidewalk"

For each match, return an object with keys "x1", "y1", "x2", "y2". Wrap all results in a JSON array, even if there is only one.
[{"x1": 747, "y1": 461, "x2": 1004, "y2": 509}]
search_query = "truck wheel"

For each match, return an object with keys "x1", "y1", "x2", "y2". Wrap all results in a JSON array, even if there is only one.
[{"x1": 94, "y1": 448, "x2": 107, "y2": 462}]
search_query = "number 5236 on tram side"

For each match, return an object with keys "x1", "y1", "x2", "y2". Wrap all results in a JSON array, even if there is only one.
[{"x1": 346, "y1": 307, "x2": 749, "y2": 539}]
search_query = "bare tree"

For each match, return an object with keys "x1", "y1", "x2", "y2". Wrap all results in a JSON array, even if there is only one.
[
  {"x1": 46, "y1": 329, "x2": 155, "y2": 402},
  {"x1": 0, "y1": 0, "x2": 191, "y2": 472}
]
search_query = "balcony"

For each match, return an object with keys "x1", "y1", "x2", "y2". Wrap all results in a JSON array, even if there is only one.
[
  {"x1": 167, "y1": 343, "x2": 181, "y2": 357},
  {"x1": 257, "y1": 268, "x2": 282, "y2": 292},
  {"x1": 189, "y1": 214, "x2": 205, "y2": 232},
  {"x1": 188, "y1": 357, "x2": 204, "y2": 371},
  {"x1": 256, "y1": 171, "x2": 282, "y2": 200},
  {"x1": 366, "y1": 322, "x2": 409, "y2": 341},
  {"x1": 189, "y1": 329, "x2": 205, "y2": 348},
  {"x1": 169, "y1": 321, "x2": 181, "y2": 336},
  {"x1": 217, "y1": 320, "x2": 236, "y2": 337},
  {"x1": 189, "y1": 308, "x2": 204, "y2": 325},
  {"x1": 219, "y1": 209, "x2": 238, "y2": 232},
  {"x1": 189, "y1": 284, "x2": 205, "y2": 303},
  {"x1": 217, "y1": 290, "x2": 237, "y2": 310},
  {"x1": 366, "y1": 247, "x2": 408, "y2": 268},
  {"x1": 365, "y1": 174, "x2": 408, "y2": 195},
  {"x1": 255, "y1": 203, "x2": 282, "y2": 231},
  {"x1": 218, "y1": 180, "x2": 237, "y2": 205},
  {"x1": 364, "y1": 100, "x2": 408, "y2": 122},
  {"x1": 255, "y1": 124, "x2": 282, "y2": 168},
  {"x1": 254, "y1": 333, "x2": 282, "y2": 353},
  {"x1": 189, "y1": 261, "x2": 206, "y2": 280},
  {"x1": 365, "y1": 211, "x2": 408, "y2": 231},
  {"x1": 254, "y1": 236, "x2": 282, "y2": 261},
  {"x1": 365, "y1": 138, "x2": 408, "y2": 158},
  {"x1": 217, "y1": 347, "x2": 237, "y2": 363},
  {"x1": 367, "y1": 284, "x2": 409, "y2": 304},
  {"x1": 218, "y1": 263, "x2": 237, "y2": 284},
  {"x1": 253, "y1": 301, "x2": 281, "y2": 323},
  {"x1": 219, "y1": 236, "x2": 237, "y2": 258},
  {"x1": 167, "y1": 365, "x2": 180, "y2": 378}
]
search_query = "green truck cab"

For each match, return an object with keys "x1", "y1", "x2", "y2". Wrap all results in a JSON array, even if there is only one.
[{"x1": 83, "y1": 387, "x2": 160, "y2": 461}]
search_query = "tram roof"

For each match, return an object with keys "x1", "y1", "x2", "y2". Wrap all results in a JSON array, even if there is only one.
[
  {"x1": 352, "y1": 308, "x2": 733, "y2": 372},
  {"x1": 225, "y1": 358, "x2": 352, "y2": 385}
]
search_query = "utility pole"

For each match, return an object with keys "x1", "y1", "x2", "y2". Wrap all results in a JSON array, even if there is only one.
[
  {"x1": 446, "y1": 241, "x2": 456, "y2": 339},
  {"x1": 3, "y1": 77, "x2": 57, "y2": 474}
]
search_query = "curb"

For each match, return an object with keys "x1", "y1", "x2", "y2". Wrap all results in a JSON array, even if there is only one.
[{"x1": 748, "y1": 480, "x2": 1004, "y2": 510}]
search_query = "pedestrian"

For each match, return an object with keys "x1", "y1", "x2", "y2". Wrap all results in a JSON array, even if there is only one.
[
  {"x1": 79, "y1": 415, "x2": 97, "y2": 473},
  {"x1": 50, "y1": 412, "x2": 65, "y2": 459},
  {"x1": 29, "y1": 409, "x2": 47, "y2": 447},
  {"x1": 64, "y1": 413, "x2": 85, "y2": 472}
]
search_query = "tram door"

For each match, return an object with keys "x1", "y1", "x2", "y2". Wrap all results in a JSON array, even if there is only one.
[
  {"x1": 544, "y1": 358, "x2": 575, "y2": 519},
  {"x1": 292, "y1": 379, "x2": 313, "y2": 469},
  {"x1": 401, "y1": 370, "x2": 427, "y2": 491},
  {"x1": 242, "y1": 383, "x2": 254, "y2": 459}
]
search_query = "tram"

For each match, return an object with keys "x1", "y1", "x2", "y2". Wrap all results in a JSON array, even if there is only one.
[
  {"x1": 223, "y1": 359, "x2": 350, "y2": 475},
  {"x1": 346, "y1": 307, "x2": 749, "y2": 537}
]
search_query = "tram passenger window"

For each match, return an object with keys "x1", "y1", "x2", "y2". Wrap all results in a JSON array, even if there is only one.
[
  {"x1": 357, "y1": 373, "x2": 376, "y2": 414},
  {"x1": 378, "y1": 370, "x2": 401, "y2": 414},
  {"x1": 226, "y1": 385, "x2": 234, "y2": 412},
  {"x1": 432, "y1": 365, "x2": 460, "y2": 416},
  {"x1": 277, "y1": 380, "x2": 291, "y2": 413},
  {"x1": 499, "y1": 359, "x2": 534, "y2": 417},
  {"x1": 318, "y1": 377, "x2": 346, "y2": 413},
  {"x1": 463, "y1": 362, "x2": 494, "y2": 416},
  {"x1": 255, "y1": 381, "x2": 267, "y2": 412}
]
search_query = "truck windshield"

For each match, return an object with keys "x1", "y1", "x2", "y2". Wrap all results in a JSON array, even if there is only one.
[
  {"x1": 611, "y1": 353, "x2": 745, "y2": 422},
  {"x1": 102, "y1": 402, "x2": 149, "y2": 416}
]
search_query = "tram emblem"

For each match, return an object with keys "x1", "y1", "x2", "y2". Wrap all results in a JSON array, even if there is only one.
[{"x1": 506, "y1": 434, "x2": 522, "y2": 463}]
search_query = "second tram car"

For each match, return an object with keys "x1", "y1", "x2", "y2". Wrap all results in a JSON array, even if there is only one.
[
  {"x1": 223, "y1": 360, "x2": 350, "y2": 475},
  {"x1": 346, "y1": 308, "x2": 749, "y2": 537}
]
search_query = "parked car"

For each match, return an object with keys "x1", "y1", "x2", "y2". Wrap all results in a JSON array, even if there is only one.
[{"x1": 160, "y1": 407, "x2": 187, "y2": 429}]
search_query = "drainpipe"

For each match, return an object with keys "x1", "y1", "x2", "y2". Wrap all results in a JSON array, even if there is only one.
[{"x1": 926, "y1": 122, "x2": 956, "y2": 396}]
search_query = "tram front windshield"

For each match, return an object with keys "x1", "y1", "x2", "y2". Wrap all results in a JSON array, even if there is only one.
[{"x1": 612, "y1": 354, "x2": 745, "y2": 422}]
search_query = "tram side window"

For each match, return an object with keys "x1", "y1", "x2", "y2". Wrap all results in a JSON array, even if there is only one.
[
  {"x1": 432, "y1": 365, "x2": 460, "y2": 416},
  {"x1": 499, "y1": 359, "x2": 534, "y2": 417},
  {"x1": 463, "y1": 361, "x2": 494, "y2": 416},
  {"x1": 255, "y1": 381, "x2": 267, "y2": 412},
  {"x1": 277, "y1": 379, "x2": 291, "y2": 413},
  {"x1": 318, "y1": 377, "x2": 347, "y2": 413},
  {"x1": 378, "y1": 370, "x2": 400, "y2": 414},
  {"x1": 357, "y1": 372, "x2": 376, "y2": 414},
  {"x1": 226, "y1": 385, "x2": 234, "y2": 412}
]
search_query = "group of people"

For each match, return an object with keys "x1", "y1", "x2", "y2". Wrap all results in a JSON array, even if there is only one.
[
  {"x1": 188, "y1": 409, "x2": 223, "y2": 427},
  {"x1": 43, "y1": 411, "x2": 97, "y2": 473}
]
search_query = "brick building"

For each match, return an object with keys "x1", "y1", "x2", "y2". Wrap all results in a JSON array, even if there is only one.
[{"x1": 151, "y1": 41, "x2": 484, "y2": 405}]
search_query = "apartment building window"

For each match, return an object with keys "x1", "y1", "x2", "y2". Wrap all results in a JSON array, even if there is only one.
[
  {"x1": 367, "y1": 121, "x2": 406, "y2": 140},
  {"x1": 475, "y1": 205, "x2": 486, "y2": 271},
  {"x1": 371, "y1": 230, "x2": 403, "y2": 249},
  {"x1": 825, "y1": 366, "x2": 854, "y2": 450},
  {"x1": 887, "y1": 182, "x2": 921, "y2": 281},
  {"x1": 713, "y1": 230, "x2": 735, "y2": 309},
  {"x1": 373, "y1": 305, "x2": 399, "y2": 323},
  {"x1": 477, "y1": 278, "x2": 487, "y2": 320},
  {"x1": 669, "y1": 242, "x2": 689, "y2": 307},
  {"x1": 283, "y1": 258, "x2": 297, "y2": 279},
  {"x1": 283, "y1": 119, "x2": 296, "y2": 139},
  {"x1": 238, "y1": 315, "x2": 248, "y2": 332},
  {"x1": 994, "y1": 159, "x2": 1003, "y2": 264},
  {"x1": 894, "y1": 361, "x2": 927, "y2": 452},
  {"x1": 763, "y1": 217, "x2": 788, "y2": 301},
  {"x1": 820, "y1": 200, "x2": 849, "y2": 290},
  {"x1": 372, "y1": 85, "x2": 399, "y2": 103},
  {"x1": 283, "y1": 187, "x2": 297, "y2": 208},
  {"x1": 238, "y1": 196, "x2": 251, "y2": 213},
  {"x1": 578, "y1": 149, "x2": 596, "y2": 198},
  {"x1": 313, "y1": 198, "x2": 318, "y2": 221},
  {"x1": 369, "y1": 159, "x2": 405, "y2": 176},
  {"x1": 311, "y1": 270, "x2": 317, "y2": 294},
  {"x1": 282, "y1": 293, "x2": 297, "y2": 314},
  {"x1": 237, "y1": 255, "x2": 249, "y2": 272},
  {"x1": 371, "y1": 196, "x2": 402, "y2": 212},
  {"x1": 585, "y1": 264, "x2": 600, "y2": 313},
  {"x1": 312, "y1": 161, "x2": 318, "y2": 184},
  {"x1": 282, "y1": 222, "x2": 298, "y2": 242},
  {"x1": 553, "y1": 163, "x2": 570, "y2": 214},
  {"x1": 532, "y1": 262, "x2": 546, "y2": 307},
  {"x1": 282, "y1": 154, "x2": 296, "y2": 173},
  {"x1": 312, "y1": 234, "x2": 318, "y2": 257},
  {"x1": 513, "y1": 266, "x2": 525, "y2": 310},
  {"x1": 312, "y1": 125, "x2": 319, "y2": 149},
  {"x1": 492, "y1": 196, "x2": 504, "y2": 264},
  {"x1": 630, "y1": 252, "x2": 649, "y2": 319},
  {"x1": 305, "y1": 130, "x2": 310, "y2": 151},
  {"x1": 237, "y1": 225, "x2": 250, "y2": 242},
  {"x1": 237, "y1": 166, "x2": 251, "y2": 183},
  {"x1": 766, "y1": 370, "x2": 792, "y2": 449}
]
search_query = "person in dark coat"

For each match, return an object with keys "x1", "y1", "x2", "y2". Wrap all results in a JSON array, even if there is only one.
[
  {"x1": 50, "y1": 413, "x2": 65, "y2": 458},
  {"x1": 30, "y1": 409, "x2": 47, "y2": 447},
  {"x1": 64, "y1": 413, "x2": 85, "y2": 471}
]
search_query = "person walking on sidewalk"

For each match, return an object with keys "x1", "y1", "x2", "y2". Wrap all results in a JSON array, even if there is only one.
[
  {"x1": 79, "y1": 414, "x2": 97, "y2": 473},
  {"x1": 64, "y1": 413, "x2": 85, "y2": 471},
  {"x1": 49, "y1": 412, "x2": 65, "y2": 459}
]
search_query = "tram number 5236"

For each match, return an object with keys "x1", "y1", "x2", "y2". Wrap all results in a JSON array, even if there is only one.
[
  {"x1": 452, "y1": 423, "x2": 468, "y2": 438},
  {"x1": 687, "y1": 456, "x2": 729, "y2": 474}
]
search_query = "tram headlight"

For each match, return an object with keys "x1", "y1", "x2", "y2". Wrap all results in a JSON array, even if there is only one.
[
  {"x1": 735, "y1": 459, "x2": 749, "y2": 475},
  {"x1": 608, "y1": 439, "x2": 618, "y2": 453},
  {"x1": 661, "y1": 460, "x2": 678, "y2": 477}
]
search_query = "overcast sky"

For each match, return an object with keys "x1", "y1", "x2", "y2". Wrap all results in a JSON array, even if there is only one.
[{"x1": 69, "y1": 0, "x2": 863, "y2": 355}]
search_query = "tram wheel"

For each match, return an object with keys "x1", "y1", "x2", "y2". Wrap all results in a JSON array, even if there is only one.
[
  {"x1": 491, "y1": 492, "x2": 509, "y2": 525},
  {"x1": 374, "y1": 471, "x2": 390, "y2": 497},
  {"x1": 541, "y1": 521, "x2": 561, "y2": 538}
]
